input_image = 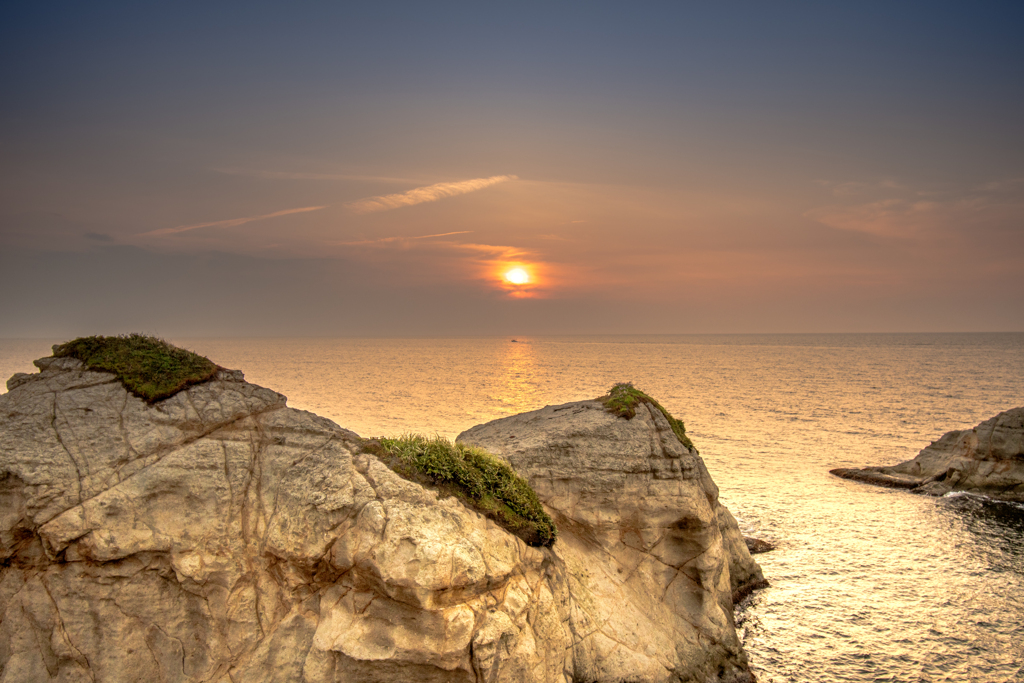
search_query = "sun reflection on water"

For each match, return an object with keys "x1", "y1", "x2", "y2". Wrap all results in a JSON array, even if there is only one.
[{"x1": 494, "y1": 339, "x2": 539, "y2": 415}]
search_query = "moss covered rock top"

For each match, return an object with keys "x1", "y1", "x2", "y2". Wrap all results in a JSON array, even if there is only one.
[
  {"x1": 601, "y1": 382, "x2": 696, "y2": 451},
  {"x1": 364, "y1": 434, "x2": 557, "y2": 547},
  {"x1": 53, "y1": 334, "x2": 219, "y2": 403}
]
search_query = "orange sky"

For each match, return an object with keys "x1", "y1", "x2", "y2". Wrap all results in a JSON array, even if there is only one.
[{"x1": 1, "y1": 4, "x2": 1021, "y2": 336}]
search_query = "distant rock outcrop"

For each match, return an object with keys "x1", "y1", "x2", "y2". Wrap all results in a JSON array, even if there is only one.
[
  {"x1": 831, "y1": 407, "x2": 1024, "y2": 502},
  {"x1": 1, "y1": 352, "x2": 762, "y2": 682}
]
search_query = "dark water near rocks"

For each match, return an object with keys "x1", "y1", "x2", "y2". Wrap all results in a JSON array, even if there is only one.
[{"x1": 3, "y1": 333, "x2": 1023, "y2": 682}]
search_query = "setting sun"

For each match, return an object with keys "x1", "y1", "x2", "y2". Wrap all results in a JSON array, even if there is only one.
[{"x1": 505, "y1": 267, "x2": 530, "y2": 284}]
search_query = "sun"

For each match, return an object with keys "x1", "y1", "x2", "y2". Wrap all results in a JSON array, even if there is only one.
[{"x1": 505, "y1": 267, "x2": 530, "y2": 285}]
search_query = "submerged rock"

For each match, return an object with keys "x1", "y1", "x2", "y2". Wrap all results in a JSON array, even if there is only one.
[
  {"x1": 1, "y1": 353, "x2": 761, "y2": 682},
  {"x1": 743, "y1": 537, "x2": 775, "y2": 555},
  {"x1": 831, "y1": 407, "x2": 1024, "y2": 502}
]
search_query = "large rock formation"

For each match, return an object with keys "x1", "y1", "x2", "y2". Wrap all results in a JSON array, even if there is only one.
[
  {"x1": 831, "y1": 407, "x2": 1024, "y2": 502},
  {"x1": 458, "y1": 401, "x2": 766, "y2": 678},
  {"x1": 0, "y1": 354, "x2": 762, "y2": 682}
]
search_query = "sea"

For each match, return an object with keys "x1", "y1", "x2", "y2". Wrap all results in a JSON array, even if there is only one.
[{"x1": 2, "y1": 333, "x2": 1023, "y2": 682}]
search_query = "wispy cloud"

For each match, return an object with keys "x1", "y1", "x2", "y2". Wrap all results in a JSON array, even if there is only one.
[
  {"x1": 331, "y1": 230, "x2": 554, "y2": 296},
  {"x1": 340, "y1": 234, "x2": 533, "y2": 262},
  {"x1": 333, "y1": 231, "x2": 473, "y2": 246},
  {"x1": 806, "y1": 177, "x2": 1024, "y2": 239},
  {"x1": 139, "y1": 205, "x2": 328, "y2": 237},
  {"x1": 345, "y1": 175, "x2": 517, "y2": 214},
  {"x1": 814, "y1": 179, "x2": 910, "y2": 198},
  {"x1": 213, "y1": 167, "x2": 420, "y2": 183},
  {"x1": 448, "y1": 242, "x2": 534, "y2": 260}
]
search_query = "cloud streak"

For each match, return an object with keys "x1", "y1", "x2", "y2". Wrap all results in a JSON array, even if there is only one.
[
  {"x1": 345, "y1": 175, "x2": 517, "y2": 214},
  {"x1": 333, "y1": 230, "x2": 474, "y2": 246},
  {"x1": 213, "y1": 168, "x2": 420, "y2": 183},
  {"x1": 806, "y1": 177, "x2": 1024, "y2": 239},
  {"x1": 333, "y1": 231, "x2": 558, "y2": 297},
  {"x1": 140, "y1": 206, "x2": 328, "y2": 236}
]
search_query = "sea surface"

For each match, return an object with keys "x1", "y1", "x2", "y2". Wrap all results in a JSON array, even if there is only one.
[{"x1": 2, "y1": 333, "x2": 1023, "y2": 682}]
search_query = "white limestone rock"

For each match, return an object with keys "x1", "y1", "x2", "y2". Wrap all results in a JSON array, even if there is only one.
[
  {"x1": 831, "y1": 407, "x2": 1024, "y2": 502},
  {"x1": 1, "y1": 356, "x2": 759, "y2": 682},
  {"x1": 458, "y1": 399, "x2": 765, "y2": 682}
]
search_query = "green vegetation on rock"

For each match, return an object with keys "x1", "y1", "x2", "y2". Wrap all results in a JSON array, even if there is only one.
[
  {"x1": 601, "y1": 382, "x2": 696, "y2": 452},
  {"x1": 364, "y1": 434, "x2": 557, "y2": 547},
  {"x1": 53, "y1": 334, "x2": 219, "y2": 403}
]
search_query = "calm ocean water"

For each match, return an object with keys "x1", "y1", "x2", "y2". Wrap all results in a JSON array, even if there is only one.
[{"x1": 3, "y1": 333, "x2": 1023, "y2": 682}]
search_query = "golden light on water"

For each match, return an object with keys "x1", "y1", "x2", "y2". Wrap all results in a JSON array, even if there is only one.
[
  {"x1": 496, "y1": 338, "x2": 537, "y2": 415},
  {"x1": 505, "y1": 267, "x2": 530, "y2": 284}
]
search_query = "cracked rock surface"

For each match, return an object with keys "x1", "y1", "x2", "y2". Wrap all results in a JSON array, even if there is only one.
[
  {"x1": 458, "y1": 400, "x2": 764, "y2": 683},
  {"x1": 1, "y1": 357, "x2": 761, "y2": 682},
  {"x1": 831, "y1": 407, "x2": 1024, "y2": 501}
]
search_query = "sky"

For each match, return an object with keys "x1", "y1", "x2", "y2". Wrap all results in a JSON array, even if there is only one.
[{"x1": 1, "y1": 2, "x2": 1022, "y2": 337}]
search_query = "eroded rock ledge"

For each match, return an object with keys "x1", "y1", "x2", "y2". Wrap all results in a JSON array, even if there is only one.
[
  {"x1": 831, "y1": 407, "x2": 1024, "y2": 502},
  {"x1": 1, "y1": 355, "x2": 763, "y2": 682}
]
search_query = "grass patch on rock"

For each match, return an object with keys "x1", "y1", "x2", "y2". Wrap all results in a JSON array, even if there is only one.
[
  {"x1": 601, "y1": 382, "x2": 696, "y2": 452},
  {"x1": 53, "y1": 334, "x2": 219, "y2": 403},
  {"x1": 363, "y1": 434, "x2": 556, "y2": 547}
]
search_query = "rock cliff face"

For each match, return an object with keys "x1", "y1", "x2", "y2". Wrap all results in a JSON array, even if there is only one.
[
  {"x1": 1, "y1": 355, "x2": 761, "y2": 682},
  {"x1": 831, "y1": 407, "x2": 1024, "y2": 502},
  {"x1": 458, "y1": 401, "x2": 766, "y2": 676}
]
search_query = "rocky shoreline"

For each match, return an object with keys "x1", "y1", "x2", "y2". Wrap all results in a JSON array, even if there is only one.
[
  {"x1": 831, "y1": 407, "x2": 1024, "y2": 502},
  {"x1": 0, "y1": 347, "x2": 765, "y2": 682}
]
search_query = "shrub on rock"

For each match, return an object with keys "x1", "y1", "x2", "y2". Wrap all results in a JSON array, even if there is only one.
[
  {"x1": 365, "y1": 434, "x2": 557, "y2": 547},
  {"x1": 602, "y1": 382, "x2": 696, "y2": 451},
  {"x1": 53, "y1": 334, "x2": 218, "y2": 402}
]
